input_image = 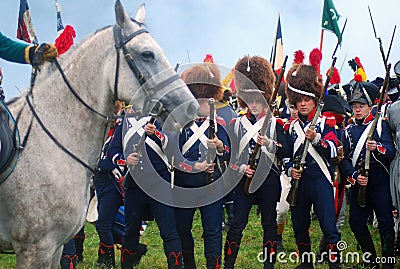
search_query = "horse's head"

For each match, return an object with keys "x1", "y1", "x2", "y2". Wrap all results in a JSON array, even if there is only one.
[{"x1": 114, "y1": 1, "x2": 198, "y2": 130}]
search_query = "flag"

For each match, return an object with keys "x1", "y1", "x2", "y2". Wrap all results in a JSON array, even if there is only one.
[
  {"x1": 321, "y1": 0, "x2": 341, "y2": 44},
  {"x1": 17, "y1": 0, "x2": 38, "y2": 44},
  {"x1": 54, "y1": 0, "x2": 76, "y2": 55},
  {"x1": 270, "y1": 15, "x2": 285, "y2": 77}
]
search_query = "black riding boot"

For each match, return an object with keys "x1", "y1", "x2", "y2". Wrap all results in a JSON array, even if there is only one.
[
  {"x1": 96, "y1": 243, "x2": 115, "y2": 268},
  {"x1": 121, "y1": 243, "x2": 148, "y2": 269},
  {"x1": 60, "y1": 254, "x2": 77, "y2": 269},
  {"x1": 74, "y1": 236, "x2": 84, "y2": 263},
  {"x1": 294, "y1": 243, "x2": 314, "y2": 269},
  {"x1": 225, "y1": 203, "x2": 234, "y2": 228},
  {"x1": 381, "y1": 233, "x2": 395, "y2": 269},
  {"x1": 206, "y1": 256, "x2": 221, "y2": 269},
  {"x1": 224, "y1": 232, "x2": 242, "y2": 269},
  {"x1": 182, "y1": 250, "x2": 196, "y2": 269},
  {"x1": 167, "y1": 251, "x2": 184, "y2": 269},
  {"x1": 354, "y1": 232, "x2": 379, "y2": 268}
]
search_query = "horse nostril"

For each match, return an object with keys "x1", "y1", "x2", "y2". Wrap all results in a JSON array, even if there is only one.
[{"x1": 185, "y1": 101, "x2": 199, "y2": 118}]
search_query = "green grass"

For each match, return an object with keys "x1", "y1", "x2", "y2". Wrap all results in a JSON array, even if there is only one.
[{"x1": 0, "y1": 206, "x2": 397, "y2": 268}]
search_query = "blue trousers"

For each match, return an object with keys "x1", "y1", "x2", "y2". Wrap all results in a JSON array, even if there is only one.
[
  {"x1": 229, "y1": 173, "x2": 281, "y2": 243},
  {"x1": 123, "y1": 186, "x2": 182, "y2": 257},
  {"x1": 94, "y1": 172, "x2": 122, "y2": 246},
  {"x1": 349, "y1": 176, "x2": 394, "y2": 237},
  {"x1": 175, "y1": 199, "x2": 224, "y2": 259},
  {"x1": 290, "y1": 173, "x2": 340, "y2": 245}
]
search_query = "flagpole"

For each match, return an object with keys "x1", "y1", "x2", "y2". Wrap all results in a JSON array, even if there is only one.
[{"x1": 320, "y1": 29, "x2": 324, "y2": 51}]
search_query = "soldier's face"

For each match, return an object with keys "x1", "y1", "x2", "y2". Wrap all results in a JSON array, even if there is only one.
[
  {"x1": 247, "y1": 99, "x2": 265, "y2": 116},
  {"x1": 296, "y1": 96, "x2": 315, "y2": 116},
  {"x1": 352, "y1": 102, "x2": 372, "y2": 120}
]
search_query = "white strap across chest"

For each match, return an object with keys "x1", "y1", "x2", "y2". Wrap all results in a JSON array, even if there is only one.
[
  {"x1": 352, "y1": 123, "x2": 373, "y2": 168},
  {"x1": 239, "y1": 116, "x2": 264, "y2": 154},
  {"x1": 293, "y1": 120, "x2": 332, "y2": 183},
  {"x1": 181, "y1": 119, "x2": 210, "y2": 154},
  {"x1": 123, "y1": 117, "x2": 149, "y2": 150}
]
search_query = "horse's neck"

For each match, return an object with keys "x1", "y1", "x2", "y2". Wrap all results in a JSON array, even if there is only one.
[{"x1": 20, "y1": 29, "x2": 116, "y2": 161}]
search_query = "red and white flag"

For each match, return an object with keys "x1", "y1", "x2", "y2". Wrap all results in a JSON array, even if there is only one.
[
  {"x1": 54, "y1": 0, "x2": 76, "y2": 55},
  {"x1": 17, "y1": 0, "x2": 38, "y2": 44}
]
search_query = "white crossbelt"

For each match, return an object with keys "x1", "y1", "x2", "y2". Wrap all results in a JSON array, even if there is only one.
[
  {"x1": 293, "y1": 120, "x2": 332, "y2": 184},
  {"x1": 182, "y1": 119, "x2": 212, "y2": 154}
]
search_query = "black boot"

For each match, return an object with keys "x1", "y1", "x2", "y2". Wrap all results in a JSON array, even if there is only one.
[
  {"x1": 96, "y1": 243, "x2": 115, "y2": 268},
  {"x1": 167, "y1": 251, "x2": 184, "y2": 269},
  {"x1": 326, "y1": 243, "x2": 341, "y2": 269},
  {"x1": 381, "y1": 233, "x2": 395, "y2": 269},
  {"x1": 224, "y1": 232, "x2": 242, "y2": 269},
  {"x1": 74, "y1": 236, "x2": 85, "y2": 263},
  {"x1": 121, "y1": 243, "x2": 148, "y2": 269},
  {"x1": 354, "y1": 232, "x2": 379, "y2": 269},
  {"x1": 60, "y1": 255, "x2": 77, "y2": 269},
  {"x1": 206, "y1": 256, "x2": 221, "y2": 269},
  {"x1": 182, "y1": 250, "x2": 196, "y2": 269},
  {"x1": 295, "y1": 243, "x2": 314, "y2": 269},
  {"x1": 225, "y1": 203, "x2": 234, "y2": 228},
  {"x1": 262, "y1": 240, "x2": 277, "y2": 269}
]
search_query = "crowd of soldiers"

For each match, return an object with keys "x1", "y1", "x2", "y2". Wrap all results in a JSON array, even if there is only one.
[{"x1": 1, "y1": 30, "x2": 400, "y2": 269}]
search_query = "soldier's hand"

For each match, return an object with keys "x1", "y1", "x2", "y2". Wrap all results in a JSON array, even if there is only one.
[
  {"x1": 257, "y1": 134, "x2": 270, "y2": 146},
  {"x1": 291, "y1": 167, "x2": 302, "y2": 180},
  {"x1": 365, "y1": 140, "x2": 377, "y2": 151},
  {"x1": 305, "y1": 128, "x2": 317, "y2": 142},
  {"x1": 29, "y1": 43, "x2": 58, "y2": 65},
  {"x1": 145, "y1": 122, "x2": 156, "y2": 136},
  {"x1": 194, "y1": 161, "x2": 214, "y2": 173},
  {"x1": 209, "y1": 135, "x2": 223, "y2": 153},
  {"x1": 357, "y1": 175, "x2": 368, "y2": 186},
  {"x1": 244, "y1": 165, "x2": 255, "y2": 179},
  {"x1": 127, "y1": 152, "x2": 140, "y2": 166}
]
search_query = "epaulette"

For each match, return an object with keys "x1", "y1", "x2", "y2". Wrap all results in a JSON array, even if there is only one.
[
  {"x1": 275, "y1": 118, "x2": 285, "y2": 127},
  {"x1": 216, "y1": 116, "x2": 226, "y2": 127},
  {"x1": 325, "y1": 116, "x2": 336, "y2": 127},
  {"x1": 229, "y1": 118, "x2": 237, "y2": 126}
]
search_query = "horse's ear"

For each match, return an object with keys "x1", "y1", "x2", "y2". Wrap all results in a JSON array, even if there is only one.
[
  {"x1": 115, "y1": 0, "x2": 130, "y2": 28},
  {"x1": 134, "y1": 4, "x2": 146, "y2": 24}
]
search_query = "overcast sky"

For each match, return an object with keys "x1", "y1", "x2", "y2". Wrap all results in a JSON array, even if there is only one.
[{"x1": 1, "y1": 0, "x2": 399, "y2": 99}]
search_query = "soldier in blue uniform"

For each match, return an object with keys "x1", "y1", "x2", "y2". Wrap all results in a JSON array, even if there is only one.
[
  {"x1": 108, "y1": 113, "x2": 183, "y2": 269},
  {"x1": 173, "y1": 63, "x2": 230, "y2": 269},
  {"x1": 0, "y1": 31, "x2": 57, "y2": 64},
  {"x1": 284, "y1": 64, "x2": 341, "y2": 269},
  {"x1": 223, "y1": 55, "x2": 290, "y2": 269},
  {"x1": 340, "y1": 80, "x2": 396, "y2": 268}
]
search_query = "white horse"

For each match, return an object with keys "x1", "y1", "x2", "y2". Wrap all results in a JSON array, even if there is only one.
[{"x1": 0, "y1": 1, "x2": 198, "y2": 268}]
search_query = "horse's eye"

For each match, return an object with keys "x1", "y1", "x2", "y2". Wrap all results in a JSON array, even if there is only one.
[{"x1": 141, "y1": 51, "x2": 155, "y2": 61}]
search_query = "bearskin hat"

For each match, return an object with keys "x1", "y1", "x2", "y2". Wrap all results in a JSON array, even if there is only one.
[
  {"x1": 182, "y1": 63, "x2": 222, "y2": 99},
  {"x1": 285, "y1": 64, "x2": 323, "y2": 106},
  {"x1": 233, "y1": 55, "x2": 275, "y2": 108}
]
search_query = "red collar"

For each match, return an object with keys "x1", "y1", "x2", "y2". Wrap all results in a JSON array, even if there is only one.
[
  {"x1": 362, "y1": 113, "x2": 374, "y2": 125},
  {"x1": 306, "y1": 108, "x2": 317, "y2": 122}
]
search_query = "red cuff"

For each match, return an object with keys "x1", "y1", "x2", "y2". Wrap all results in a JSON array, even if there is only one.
[
  {"x1": 377, "y1": 144, "x2": 386, "y2": 154},
  {"x1": 347, "y1": 176, "x2": 356, "y2": 185},
  {"x1": 179, "y1": 162, "x2": 192, "y2": 172}
]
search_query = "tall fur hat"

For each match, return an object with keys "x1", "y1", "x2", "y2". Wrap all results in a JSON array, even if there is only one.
[
  {"x1": 233, "y1": 55, "x2": 275, "y2": 108},
  {"x1": 285, "y1": 64, "x2": 323, "y2": 106},
  {"x1": 182, "y1": 63, "x2": 222, "y2": 99}
]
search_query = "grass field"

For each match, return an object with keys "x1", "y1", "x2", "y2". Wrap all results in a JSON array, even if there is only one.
[{"x1": 0, "y1": 205, "x2": 397, "y2": 268}]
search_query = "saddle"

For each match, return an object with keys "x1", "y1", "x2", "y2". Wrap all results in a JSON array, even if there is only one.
[{"x1": 0, "y1": 100, "x2": 18, "y2": 182}]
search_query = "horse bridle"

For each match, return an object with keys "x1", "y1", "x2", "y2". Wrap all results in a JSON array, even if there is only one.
[
  {"x1": 19, "y1": 21, "x2": 183, "y2": 173},
  {"x1": 113, "y1": 20, "x2": 182, "y2": 116}
]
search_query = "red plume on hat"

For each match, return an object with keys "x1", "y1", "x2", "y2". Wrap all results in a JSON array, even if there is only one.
[
  {"x1": 203, "y1": 54, "x2": 214, "y2": 63},
  {"x1": 327, "y1": 67, "x2": 341, "y2": 85},
  {"x1": 309, "y1": 48, "x2": 322, "y2": 77},
  {"x1": 293, "y1": 50, "x2": 305, "y2": 64}
]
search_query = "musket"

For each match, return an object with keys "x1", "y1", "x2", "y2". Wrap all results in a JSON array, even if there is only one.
[
  {"x1": 243, "y1": 55, "x2": 288, "y2": 195},
  {"x1": 271, "y1": 55, "x2": 289, "y2": 116},
  {"x1": 286, "y1": 57, "x2": 338, "y2": 206},
  {"x1": 206, "y1": 98, "x2": 216, "y2": 184},
  {"x1": 358, "y1": 7, "x2": 394, "y2": 207}
]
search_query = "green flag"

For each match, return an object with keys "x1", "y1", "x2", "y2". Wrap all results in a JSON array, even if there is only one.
[{"x1": 321, "y1": 0, "x2": 341, "y2": 44}]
